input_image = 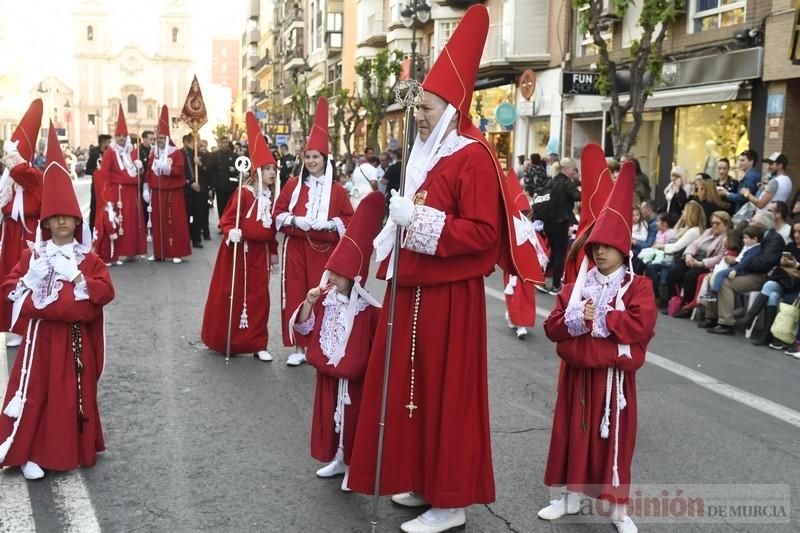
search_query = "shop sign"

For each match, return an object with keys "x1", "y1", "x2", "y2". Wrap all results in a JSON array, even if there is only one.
[
  {"x1": 563, "y1": 71, "x2": 601, "y2": 95},
  {"x1": 518, "y1": 101, "x2": 534, "y2": 117},
  {"x1": 255, "y1": 111, "x2": 267, "y2": 119},
  {"x1": 657, "y1": 47, "x2": 763, "y2": 90},
  {"x1": 768, "y1": 95, "x2": 785, "y2": 115},
  {"x1": 495, "y1": 103, "x2": 517, "y2": 126},
  {"x1": 276, "y1": 134, "x2": 289, "y2": 146},
  {"x1": 768, "y1": 117, "x2": 782, "y2": 140},
  {"x1": 519, "y1": 69, "x2": 537, "y2": 101}
]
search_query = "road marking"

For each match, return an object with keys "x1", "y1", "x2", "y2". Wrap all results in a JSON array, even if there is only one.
[
  {"x1": 485, "y1": 286, "x2": 800, "y2": 429},
  {"x1": 51, "y1": 473, "x2": 101, "y2": 533},
  {"x1": 0, "y1": 333, "x2": 37, "y2": 533}
]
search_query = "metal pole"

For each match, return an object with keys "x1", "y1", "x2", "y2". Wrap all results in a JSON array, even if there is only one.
[
  {"x1": 224, "y1": 156, "x2": 251, "y2": 364},
  {"x1": 370, "y1": 79, "x2": 422, "y2": 533}
]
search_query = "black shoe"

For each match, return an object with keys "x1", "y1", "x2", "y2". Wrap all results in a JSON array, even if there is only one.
[
  {"x1": 708, "y1": 325, "x2": 735, "y2": 335},
  {"x1": 698, "y1": 319, "x2": 717, "y2": 329},
  {"x1": 203, "y1": 234, "x2": 211, "y2": 241},
  {"x1": 674, "y1": 308, "x2": 693, "y2": 319},
  {"x1": 192, "y1": 241, "x2": 204, "y2": 249}
]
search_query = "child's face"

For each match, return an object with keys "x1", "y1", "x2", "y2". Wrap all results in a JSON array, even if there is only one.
[
  {"x1": 657, "y1": 219, "x2": 668, "y2": 232},
  {"x1": 592, "y1": 244, "x2": 625, "y2": 274},
  {"x1": 327, "y1": 271, "x2": 352, "y2": 294},
  {"x1": 632, "y1": 210, "x2": 640, "y2": 223},
  {"x1": 742, "y1": 234, "x2": 757, "y2": 247}
]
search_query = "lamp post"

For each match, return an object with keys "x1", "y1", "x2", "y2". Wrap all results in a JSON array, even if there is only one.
[{"x1": 400, "y1": 0, "x2": 431, "y2": 81}]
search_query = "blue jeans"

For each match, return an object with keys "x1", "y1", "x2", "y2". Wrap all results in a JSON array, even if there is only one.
[
  {"x1": 710, "y1": 267, "x2": 734, "y2": 294},
  {"x1": 761, "y1": 280, "x2": 787, "y2": 307}
]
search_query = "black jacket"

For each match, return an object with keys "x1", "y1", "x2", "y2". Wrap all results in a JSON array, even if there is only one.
[
  {"x1": 183, "y1": 148, "x2": 211, "y2": 195},
  {"x1": 215, "y1": 149, "x2": 239, "y2": 193},
  {"x1": 747, "y1": 229, "x2": 785, "y2": 273},
  {"x1": 550, "y1": 173, "x2": 581, "y2": 224}
]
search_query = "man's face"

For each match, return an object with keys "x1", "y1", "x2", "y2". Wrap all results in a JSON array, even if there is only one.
[
  {"x1": 141, "y1": 134, "x2": 153, "y2": 147},
  {"x1": 717, "y1": 161, "x2": 729, "y2": 180},
  {"x1": 640, "y1": 202, "x2": 653, "y2": 220},
  {"x1": 201, "y1": 140, "x2": 208, "y2": 153},
  {"x1": 100, "y1": 139, "x2": 111, "y2": 151},
  {"x1": 738, "y1": 155, "x2": 753, "y2": 172},
  {"x1": 156, "y1": 134, "x2": 167, "y2": 150},
  {"x1": 114, "y1": 134, "x2": 126, "y2": 148},
  {"x1": 562, "y1": 162, "x2": 579, "y2": 180},
  {"x1": 768, "y1": 162, "x2": 780, "y2": 175},
  {"x1": 379, "y1": 154, "x2": 389, "y2": 168},
  {"x1": 415, "y1": 91, "x2": 450, "y2": 143},
  {"x1": 279, "y1": 146, "x2": 287, "y2": 155}
]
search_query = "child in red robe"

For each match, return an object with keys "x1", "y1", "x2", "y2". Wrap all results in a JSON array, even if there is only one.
[
  {"x1": 539, "y1": 161, "x2": 657, "y2": 533},
  {"x1": 0, "y1": 123, "x2": 114, "y2": 480},
  {"x1": 201, "y1": 112, "x2": 279, "y2": 361},
  {"x1": 291, "y1": 191, "x2": 384, "y2": 492},
  {"x1": 503, "y1": 170, "x2": 547, "y2": 339}
]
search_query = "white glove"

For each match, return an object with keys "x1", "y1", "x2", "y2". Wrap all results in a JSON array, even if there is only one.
[
  {"x1": 312, "y1": 219, "x2": 332, "y2": 231},
  {"x1": 109, "y1": 233, "x2": 118, "y2": 241},
  {"x1": 228, "y1": 228, "x2": 242, "y2": 244},
  {"x1": 51, "y1": 255, "x2": 81, "y2": 282},
  {"x1": 134, "y1": 159, "x2": 143, "y2": 171},
  {"x1": 21, "y1": 256, "x2": 49, "y2": 288},
  {"x1": 389, "y1": 189, "x2": 414, "y2": 227},
  {"x1": 2, "y1": 151, "x2": 24, "y2": 170},
  {"x1": 293, "y1": 216, "x2": 312, "y2": 231},
  {"x1": 142, "y1": 184, "x2": 151, "y2": 204}
]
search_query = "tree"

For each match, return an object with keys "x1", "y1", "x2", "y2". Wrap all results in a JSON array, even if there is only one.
[
  {"x1": 576, "y1": 0, "x2": 685, "y2": 157},
  {"x1": 212, "y1": 123, "x2": 231, "y2": 141},
  {"x1": 355, "y1": 49, "x2": 404, "y2": 152},
  {"x1": 289, "y1": 78, "x2": 313, "y2": 139},
  {"x1": 332, "y1": 88, "x2": 364, "y2": 157}
]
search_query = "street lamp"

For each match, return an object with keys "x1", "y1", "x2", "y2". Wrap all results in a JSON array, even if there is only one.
[{"x1": 400, "y1": 0, "x2": 431, "y2": 81}]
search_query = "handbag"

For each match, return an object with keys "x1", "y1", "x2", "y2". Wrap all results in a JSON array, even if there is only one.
[
  {"x1": 770, "y1": 297, "x2": 800, "y2": 344},
  {"x1": 668, "y1": 295, "x2": 683, "y2": 317}
]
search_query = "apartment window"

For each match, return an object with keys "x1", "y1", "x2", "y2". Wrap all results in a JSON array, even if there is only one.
[
  {"x1": 327, "y1": 12, "x2": 343, "y2": 48},
  {"x1": 690, "y1": 0, "x2": 745, "y2": 33},
  {"x1": 147, "y1": 105, "x2": 154, "y2": 119},
  {"x1": 576, "y1": 6, "x2": 612, "y2": 57},
  {"x1": 328, "y1": 62, "x2": 342, "y2": 93},
  {"x1": 88, "y1": 113, "x2": 96, "y2": 126},
  {"x1": 127, "y1": 94, "x2": 137, "y2": 114},
  {"x1": 172, "y1": 27, "x2": 179, "y2": 43},
  {"x1": 431, "y1": 20, "x2": 458, "y2": 65},
  {"x1": 87, "y1": 26, "x2": 94, "y2": 41}
]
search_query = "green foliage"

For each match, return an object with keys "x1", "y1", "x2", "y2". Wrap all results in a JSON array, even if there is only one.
[
  {"x1": 355, "y1": 49, "x2": 404, "y2": 151},
  {"x1": 212, "y1": 123, "x2": 230, "y2": 141}
]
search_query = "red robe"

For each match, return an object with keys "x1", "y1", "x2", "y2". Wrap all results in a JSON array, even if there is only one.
[
  {"x1": 349, "y1": 142, "x2": 501, "y2": 508},
  {"x1": 100, "y1": 146, "x2": 147, "y2": 257},
  {"x1": 145, "y1": 150, "x2": 191, "y2": 260},
  {"x1": 201, "y1": 187, "x2": 278, "y2": 354},
  {"x1": 0, "y1": 163, "x2": 42, "y2": 332},
  {"x1": 542, "y1": 274, "x2": 656, "y2": 503},
  {"x1": 93, "y1": 204, "x2": 120, "y2": 265},
  {"x1": 273, "y1": 178, "x2": 353, "y2": 346},
  {"x1": 293, "y1": 292, "x2": 379, "y2": 464},
  {"x1": 0, "y1": 246, "x2": 114, "y2": 471},
  {"x1": 503, "y1": 272, "x2": 536, "y2": 328}
]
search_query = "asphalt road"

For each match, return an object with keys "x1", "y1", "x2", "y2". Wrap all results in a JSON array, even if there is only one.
[{"x1": 1, "y1": 226, "x2": 799, "y2": 532}]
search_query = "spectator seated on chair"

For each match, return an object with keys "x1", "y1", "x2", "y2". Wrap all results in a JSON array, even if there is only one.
[
  {"x1": 700, "y1": 211, "x2": 785, "y2": 334},
  {"x1": 700, "y1": 225, "x2": 763, "y2": 304}
]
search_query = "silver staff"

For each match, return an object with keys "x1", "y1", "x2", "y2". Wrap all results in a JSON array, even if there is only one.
[
  {"x1": 225, "y1": 155, "x2": 251, "y2": 364},
  {"x1": 370, "y1": 79, "x2": 423, "y2": 532}
]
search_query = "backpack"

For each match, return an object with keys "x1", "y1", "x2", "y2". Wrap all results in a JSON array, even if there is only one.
[{"x1": 532, "y1": 179, "x2": 557, "y2": 222}]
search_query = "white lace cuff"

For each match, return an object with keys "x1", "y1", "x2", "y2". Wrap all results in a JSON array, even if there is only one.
[
  {"x1": 275, "y1": 212, "x2": 291, "y2": 228},
  {"x1": 293, "y1": 311, "x2": 315, "y2": 335},
  {"x1": 402, "y1": 205, "x2": 445, "y2": 256},
  {"x1": 565, "y1": 303, "x2": 590, "y2": 337},
  {"x1": 591, "y1": 304, "x2": 612, "y2": 338},
  {"x1": 74, "y1": 280, "x2": 90, "y2": 301},
  {"x1": 8, "y1": 281, "x2": 29, "y2": 302},
  {"x1": 331, "y1": 217, "x2": 346, "y2": 238}
]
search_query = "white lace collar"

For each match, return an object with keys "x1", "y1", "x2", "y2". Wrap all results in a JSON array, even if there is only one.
[
  {"x1": 319, "y1": 289, "x2": 370, "y2": 367},
  {"x1": 426, "y1": 130, "x2": 476, "y2": 173}
]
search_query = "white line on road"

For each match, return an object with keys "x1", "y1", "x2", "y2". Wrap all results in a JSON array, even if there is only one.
[
  {"x1": 0, "y1": 333, "x2": 36, "y2": 533},
  {"x1": 484, "y1": 286, "x2": 800, "y2": 429},
  {"x1": 51, "y1": 473, "x2": 101, "y2": 533}
]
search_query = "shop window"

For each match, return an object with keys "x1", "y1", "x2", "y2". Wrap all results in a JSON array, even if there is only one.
[
  {"x1": 690, "y1": 0, "x2": 745, "y2": 33},
  {"x1": 576, "y1": 6, "x2": 612, "y2": 57},
  {"x1": 570, "y1": 117, "x2": 603, "y2": 159},
  {"x1": 674, "y1": 101, "x2": 751, "y2": 178}
]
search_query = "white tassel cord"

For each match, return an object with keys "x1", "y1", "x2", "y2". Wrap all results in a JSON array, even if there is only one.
[
  {"x1": 0, "y1": 320, "x2": 40, "y2": 462},
  {"x1": 612, "y1": 370, "x2": 627, "y2": 488},
  {"x1": 239, "y1": 241, "x2": 249, "y2": 329},
  {"x1": 600, "y1": 367, "x2": 613, "y2": 439},
  {"x1": 280, "y1": 236, "x2": 289, "y2": 311},
  {"x1": 333, "y1": 378, "x2": 351, "y2": 463}
]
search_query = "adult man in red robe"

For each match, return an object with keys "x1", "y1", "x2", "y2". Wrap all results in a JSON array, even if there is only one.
[
  {"x1": 0, "y1": 123, "x2": 114, "y2": 480},
  {"x1": 539, "y1": 162, "x2": 657, "y2": 533},
  {"x1": 273, "y1": 97, "x2": 353, "y2": 367},
  {"x1": 144, "y1": 106, "x2": 191, "y2": 263},
  {"x1": 347, "y1": 6, "x2": 543, "y2": 532},
  {"x1": 0, "y1": 99, "x2": 44, "y2": 346},
  {"x1": 96, "y1": 103, "x2": 147, "y2": 263}
]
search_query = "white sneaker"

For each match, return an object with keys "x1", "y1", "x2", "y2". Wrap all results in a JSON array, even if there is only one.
[
  {"x1": 340, "y1": 465, "x2": 351, "y2": 492},
  {"x1": 400, "y1": 508, "x2": 465, "y2": 533},
  {"x1": 613, "y1": 516, "x2": 638, "y2": 533},
  {"x1": 537, "y1": 497, "x2": 579, "y2": 521},
  {"x1": 516, "y1": 326, "x2": 528, "y2": 339},
  {"x1": 172, "y1": 258, "x2": 182, "y2": 264},
  {"x1": 21, "y1": 461, "x2": 44, "y2": 480},
  {"x1": 286, "y1": 352, "x2": 306, "y2": 366},
  {"x1": 114, "y1": 260, "x2": 124, "y2": 266},
  {"x1": 391, "y1": 492, "x2": 429, "y2": 507},
  {"x1": 505, "y1": 311, "x2": 514, "y2": 329},
  {"x1": 147, "y1": 256, "x2": 155, "y2": 262},
  {"x1": 316, "y1": 458, "x2": 346, "y2": 478},
  {"x1": 255, "y1": 350, "x2": 273, "y2": 362},
  {"x1": 5, "y1": 333, "x2": 22, "y2": 347}
]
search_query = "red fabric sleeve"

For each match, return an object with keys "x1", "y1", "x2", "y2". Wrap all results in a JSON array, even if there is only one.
[
  {"x1": 9, "y1": 163, "x2": 43, "y2": 192},
  {"x1": 543, "y1": 284, "x2": 582, "y2": 343}
]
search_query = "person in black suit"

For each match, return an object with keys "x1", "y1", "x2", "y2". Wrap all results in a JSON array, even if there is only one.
[
  {"x1": 182, "y1": 134, "x2": 212, "y2": 248},
  {"x1": 86, "y1": 134, "x2": 112, "y2": 232}
]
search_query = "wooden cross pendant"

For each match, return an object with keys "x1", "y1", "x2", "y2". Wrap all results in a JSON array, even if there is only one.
[{"x1": 405, "y1": 401, "x2": 418, "y2": 418}]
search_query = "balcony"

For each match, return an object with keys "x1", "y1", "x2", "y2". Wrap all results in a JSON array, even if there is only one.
[
  {"x1": 249, "y1": 79, "x2": 260, "y2": 93},
  {"x1": 248, "y1": 28, "x2": 260, "y2": 44},
  {"x1": 478, "y1": 9, "x2": 549, "y2": 78},
  {"x1": 248, "y1": 54, "x2": 260, "y2": 69},
  {"x1": 283, "y1": 7, "x2": 305, "y2": 33},
  {"x1": 283, "y1": 47, "x2": 306, "y2": 71},
  {"x1": 358, "y1": 11, "x2": 387, "y2": 48},
  {"x1": 255, "y1": 55, "x2": 272, "y2": 77},
  {"x1": 327, "y1": 31, "x2": 343, "y2": 53}
]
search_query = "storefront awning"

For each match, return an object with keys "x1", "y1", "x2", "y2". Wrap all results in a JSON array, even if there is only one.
[{"x1": 600, "y1": 82, "x2": 748, "y2": 111}]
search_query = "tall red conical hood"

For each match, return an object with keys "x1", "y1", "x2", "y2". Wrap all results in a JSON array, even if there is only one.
[
  {"x1": 115, "y1": 102, "x2": 128, "y2": 137},
  {"x1": 577, "y1": 143, "x2": 613, "y2": 238},
  {"x1": 9, "y1": 99, "x2": 44, "y2": 163},
  {"x1": 325, "y1": 191, "x2": 385, "y2": 281},
  {"x1": 506, "y1": 169, "x2": 530, "y2": 213},
  {"x1": 158, "y1": 105, "x2": 170, "y2": 137},
  {"x1": 41, "y1": 122, "x2": 82, "y2": 224},
  {"x1": 305, "y1": 96, "x2": 329, "y2": 155},
  {"x1": 585, "y1": 160, "x2": 635, "y2": 257},
  {"x1": 245, "y1": 111, "x2": 276, "y2": 172},
  {"x1": 421, "y1": 5, "x2": 488, "y2": 132}
]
